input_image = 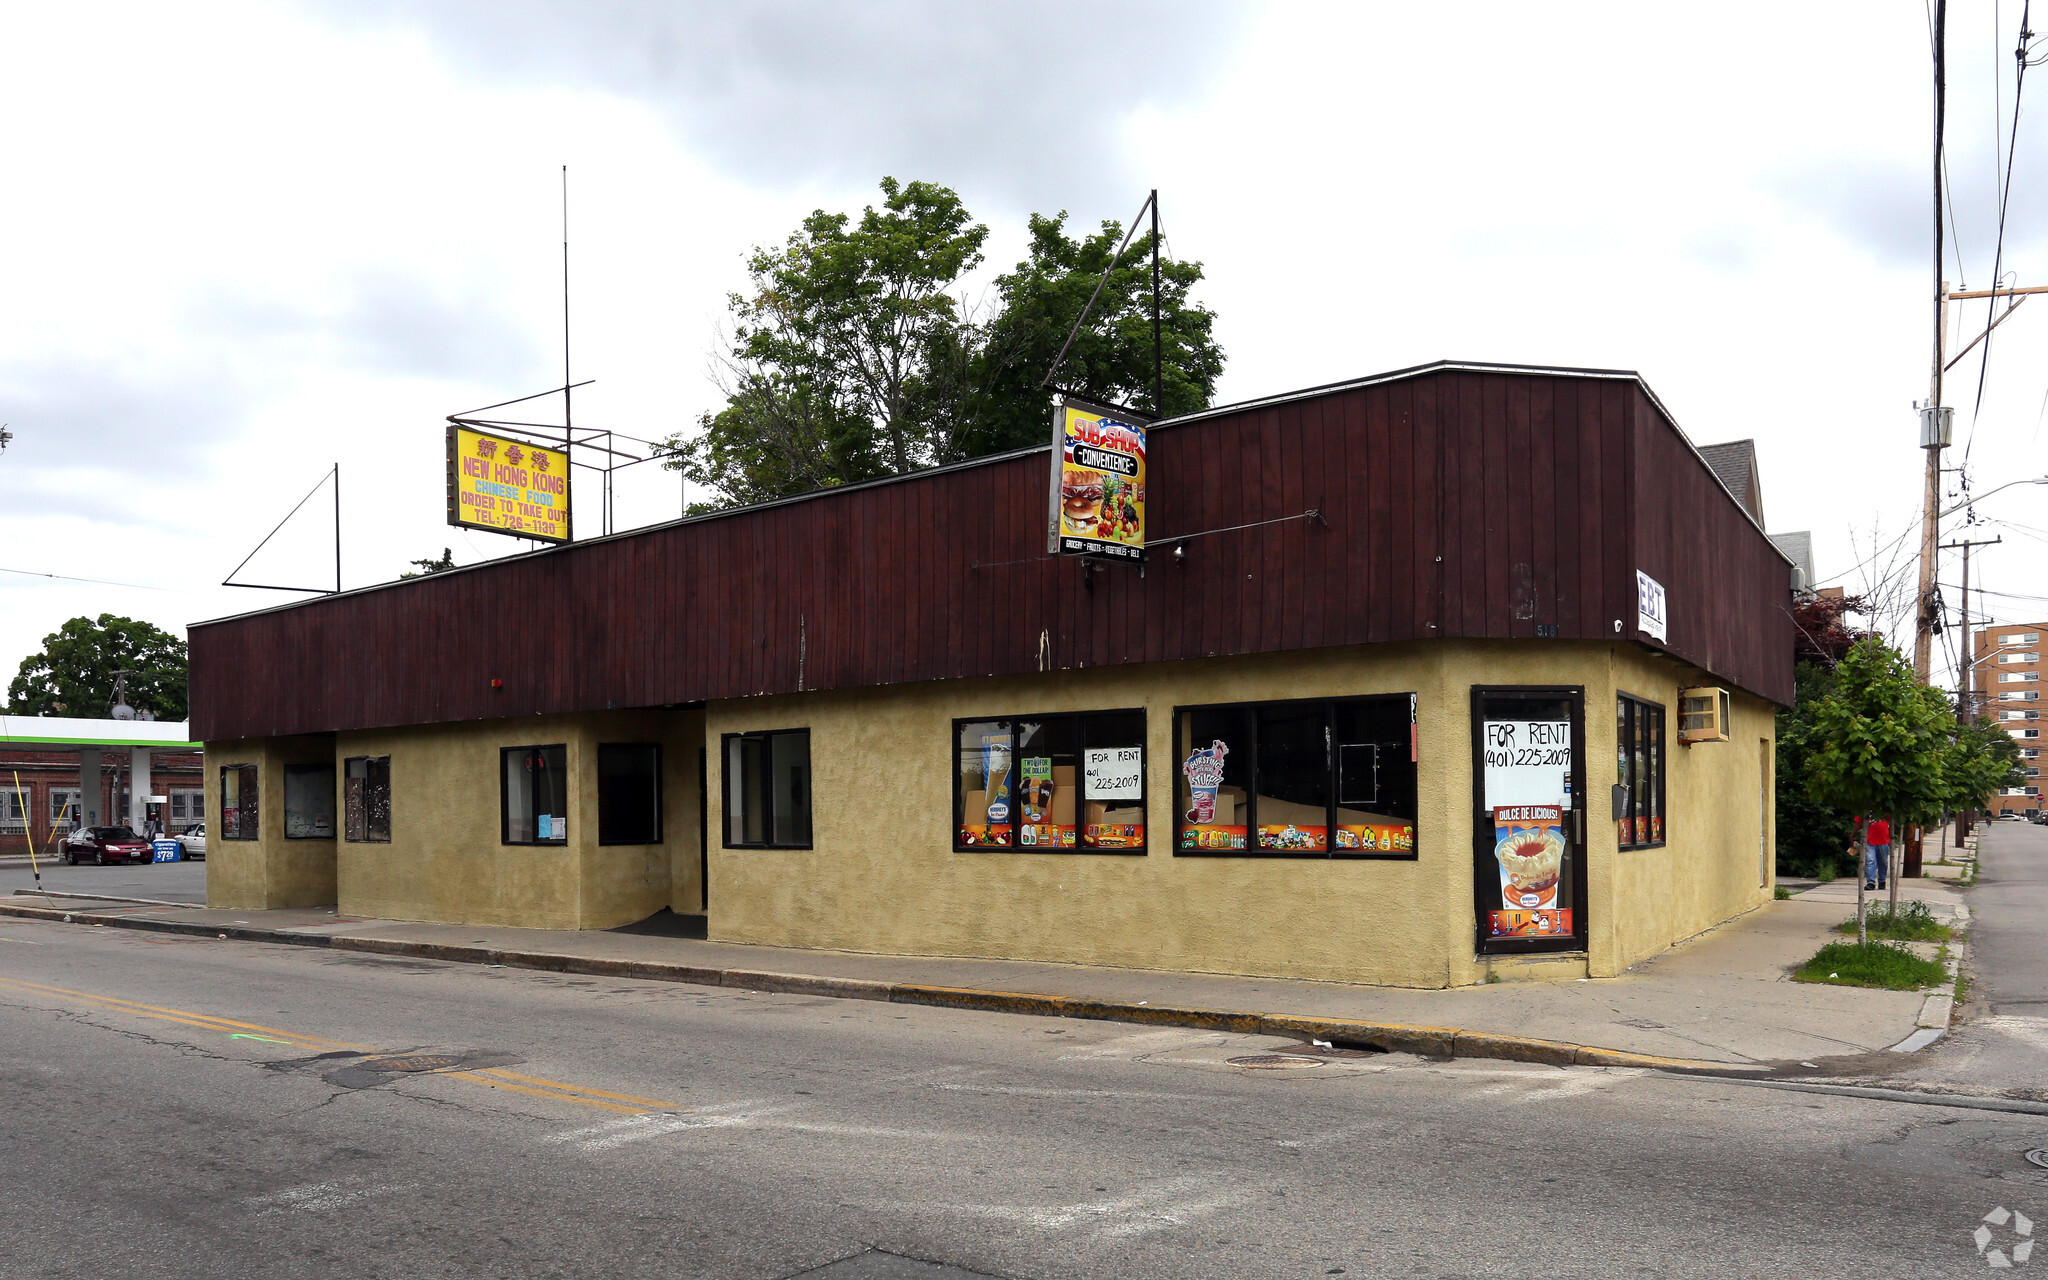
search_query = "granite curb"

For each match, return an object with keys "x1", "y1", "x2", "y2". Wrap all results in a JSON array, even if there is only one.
[{"x1": 0, "y1": 894, "x2": 1752, "y2": 1074}]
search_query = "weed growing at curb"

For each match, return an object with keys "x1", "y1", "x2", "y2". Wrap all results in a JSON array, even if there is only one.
[
  {"x1": 1833, "y1": 900, "x2": 1952, "y2": 943},
  {"x1": 1774, "y1": 885, "x2": 1794, "y2": 901},
  {"x1": 1954, "y1": 969, "x2": 1971, "y2": 1005},
  {"x1": 1794, "y1": 941, "x2": 1950, "y2": 991}
]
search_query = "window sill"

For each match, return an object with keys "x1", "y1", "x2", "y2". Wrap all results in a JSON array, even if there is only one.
[{"x1": 1175, "y1": 849, "x2": 1420, "y2": 861}]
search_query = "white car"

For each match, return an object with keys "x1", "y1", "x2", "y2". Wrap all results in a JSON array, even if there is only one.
[{"x1": 176, "y1": 822, "x2": 206, "y2": 861}]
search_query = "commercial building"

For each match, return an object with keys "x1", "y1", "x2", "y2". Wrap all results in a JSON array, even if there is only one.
[
  {"x1": 188, "y1": 361, "x2": 1793, "y2": 987},
  {"x1": 1973, "y1": 621, "x2": 2046, "y2": 815},
  {"x1": 0, "y1": 716, "x2": 203, "y2": 854}
]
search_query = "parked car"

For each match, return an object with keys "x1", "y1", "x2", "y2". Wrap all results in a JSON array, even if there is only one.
[
  {"x1": 2029, "y1": 812, "x2": 2048, "y2": 825},
  {"x1": 176, "y1": 822, "x2": 206, "y2": 861},
  {"x1": 62, "y1": 826, "x2": 153, "y2": 865}
]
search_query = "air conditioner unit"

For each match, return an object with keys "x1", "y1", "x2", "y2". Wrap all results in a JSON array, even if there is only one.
[{"x1": 1678, "y1": 687, "x2": 1731, "y2": 744}]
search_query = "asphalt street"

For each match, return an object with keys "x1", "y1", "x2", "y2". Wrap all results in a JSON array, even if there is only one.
[
  {"x1": 0, "y1": 857, "x2": 206, "y2": 903},
  {"x1": 1908, "y1": 821, "x2": 2048, "y2": 1095},
  {"x1": 2, "y1": 918, "x2": 2044, "y2": 1277}
]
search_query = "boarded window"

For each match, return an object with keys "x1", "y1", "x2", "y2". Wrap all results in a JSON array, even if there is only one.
[
  {"x1": 344, "y1": 756, "x2": 391, "y2": 843},
  {"x1": 221, "y1": 765, "x2": 259, "y2": 840},
  {"x1": 283, "y1": 763, "x2": 336, "y2": 839}
]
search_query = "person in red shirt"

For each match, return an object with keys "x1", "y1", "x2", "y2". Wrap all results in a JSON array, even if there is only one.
[{"x1": 1864, "y1": 816, "x2": 1893, "y2": 890}]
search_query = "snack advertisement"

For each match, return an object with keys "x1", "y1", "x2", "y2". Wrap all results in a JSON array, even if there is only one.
[
  {"x1": 1180, "y1": 825, "x2": 1248, "y2": 850},
  {"x1": 1052, "y1": 399, "x2": 1146, "y2": 561},
  {"x1": 1018, "y1": 824, "x2": 1076, "y2": 847},
  {"x1": 1258, "y1": 823, "x2": 1327, "y2": 851},
  {"x1": 958, "y1": 824, "x2": 1011, "y2": 847},
  {"x1": 1488, "y1": 909, "x2": 1575, "y2": 938},
  {"x1": 1083, "y1": 823, "x2": 1144, "y2": 848},
  {"x1": 1493, "y1": 805, "x2": 1565, "y2": 910}
]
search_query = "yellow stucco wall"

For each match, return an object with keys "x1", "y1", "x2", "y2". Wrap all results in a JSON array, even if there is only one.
[
  {"x1": 205, "y1": 639, "x2": 1773, "y2": 985},
  {"x1": 1599, "y1": 645, "x2": 1776, "y2": 975},
  {"x1": 706, "y1": 640, "x2": 1774, "y2": 987},
  {"x1": 207, "y1": 710, "x2": 704, "y2": 928},
  {"x1": 203, "y1": 735, "x2": 340, "y2": 910}
]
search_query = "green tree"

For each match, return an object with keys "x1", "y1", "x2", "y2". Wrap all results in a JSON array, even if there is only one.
[
  {"x1": 665, "y1": 178, "x2": 1225, "y2": 509},
  {"x1": 1775, "y1": 661, "x2": 1857, "y2": 879},
  {"x1": 6, "y1": 614, "x2": 187, "y2": 721},
  {"x1": 958, "y1": 209, "x2": 1222, "y2": 458},
  {"x1": 1945, "y1": 717, "x2": 2026, "y2": 815},
  {"x1": 402, "y1": 548, "x2": 457, "y2": 578},
  {"x1": 1803, "y1": 637, "x2": 1957, "y2": 834}
]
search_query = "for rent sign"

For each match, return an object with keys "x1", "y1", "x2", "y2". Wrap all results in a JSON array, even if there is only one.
[{"x1": 446, "y1": 426, "x2": 573, "y2": 543}]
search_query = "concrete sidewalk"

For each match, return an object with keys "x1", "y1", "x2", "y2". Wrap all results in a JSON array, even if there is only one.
[{"x1": 0, "y1": 879, "x2": 1962, "y2": 1072}]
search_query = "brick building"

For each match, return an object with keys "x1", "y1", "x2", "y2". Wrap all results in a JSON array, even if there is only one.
[{"x1": 1973, "y1": 620, "x2": 2046, "y2": 815}]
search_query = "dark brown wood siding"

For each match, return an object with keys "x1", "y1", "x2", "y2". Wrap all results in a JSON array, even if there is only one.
[{"x1": 189, "y1": 366, "x2": 1794, "y2": 741}]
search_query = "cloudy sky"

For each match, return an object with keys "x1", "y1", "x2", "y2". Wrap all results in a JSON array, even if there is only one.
[{"x1": 5, "y1": 1, "x2": 2046, "y2": 703}]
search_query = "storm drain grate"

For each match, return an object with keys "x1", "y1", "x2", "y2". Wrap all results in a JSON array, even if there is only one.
[{"x1": 1227, "y1": 1053, "x2": 1327, "y2": 1070}]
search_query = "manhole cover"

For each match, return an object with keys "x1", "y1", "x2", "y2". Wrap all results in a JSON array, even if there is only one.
[
  {"x1": 1226, "y1": 1053, "x2": 1326, "y2": 1070},
  {"x1": 2026, "y1": 1150, "x2": 2048, "y2": 1170},
  {"x1": 360, "y1": 1054, "x2": 464, "y2": 1074}
]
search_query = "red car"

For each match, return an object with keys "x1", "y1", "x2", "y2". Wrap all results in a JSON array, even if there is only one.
[{"x1": 62, "y1": 826, "x2": 153, "y2": 865}]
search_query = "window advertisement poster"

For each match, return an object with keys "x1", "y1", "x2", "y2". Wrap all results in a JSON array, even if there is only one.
[
  {"x1": 1482, "y1": 719, "x2": 1574, "y2": 939},
  {"x1": 1016, "y1": 753, "x2": 1075, "y2": 848},
  {"x1": 1050, "y1": 397, "x2": 1146, "y2": 561},
  {"x1": 1636, "y1": 569, "x2": 1668, "y2": 642},
  {"x1": 447, "y1": 425, "x2": 573, "y2": 543},
  {"x1": 1082, "y1": 745, "x2": 1144, "y2": 848},
  {"x1": 959, "y1": 726, "x2": 1015, "y2": 847},
  {"x1": 1179, "y1": 738, "x2": 1246, "y2": 849}
]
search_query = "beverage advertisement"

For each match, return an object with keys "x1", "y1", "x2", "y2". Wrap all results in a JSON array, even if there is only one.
[
  {"x1": 1179, "y1": 737, "x2": 1245, "y2": 849},
  {"x1": 1051, "y1": 398, "x2": 1146, "y2": 561},
  {"x1": 1334, "y1": 824, "x2": 1414, "y2": 852}
]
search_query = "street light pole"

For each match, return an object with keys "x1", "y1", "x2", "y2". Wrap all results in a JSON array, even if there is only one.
[{"x1": 1915, "y1": 0, "x2": 1949, "y2": 683}]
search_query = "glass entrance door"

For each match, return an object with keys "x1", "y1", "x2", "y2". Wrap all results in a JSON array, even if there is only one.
[{"x1": 1472, "y1": 687, "x2": 1587, "y2": 955}]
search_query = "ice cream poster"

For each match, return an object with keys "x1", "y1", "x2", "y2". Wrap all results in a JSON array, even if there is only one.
[
  {"x1": 1052, "y1": 398, "x2": 1146, "y2": 562},
  {"x1": 1182, "y1": 739, "x2": 1229, "y2": 824},
  {"x1": 1489, "y1": 804, "x2": 1569, "y2": 936}
]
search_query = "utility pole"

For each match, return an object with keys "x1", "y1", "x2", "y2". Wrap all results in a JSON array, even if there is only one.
[
  {"x1": 1941, "y1": 533, "x2": 2002, "y2": 870},
  {"x1": 1914, "y1": 0, "x2": 1950, "y2": 683}
]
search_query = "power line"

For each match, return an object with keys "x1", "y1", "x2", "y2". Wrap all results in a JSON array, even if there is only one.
[
  {"x1": 1972, "y1": 0, "x2": 2035, "y2": 422},
  {"x1": 0, "y1": 566, "x2": 172, "y2": 592}
]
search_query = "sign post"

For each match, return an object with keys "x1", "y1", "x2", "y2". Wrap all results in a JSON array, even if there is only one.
[{"x1": 1048, "y1": 396, "x2": 1148, "y2": 562}]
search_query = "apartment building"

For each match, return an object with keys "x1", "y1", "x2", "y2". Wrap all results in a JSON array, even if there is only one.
[{"x1": 1975, "y1": 621, "x2": 2046, "y2": 814}]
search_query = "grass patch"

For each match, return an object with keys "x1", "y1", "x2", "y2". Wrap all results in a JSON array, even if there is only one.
[
  {"x1": 1794, "y1": 941, "x2": 1950, "y2": 991},
  {"x1": 1774, "y1": 885, "x2": 1794, "y2": 901},
  {"x1": 1833, "y1": 899, "x2": 1953, "y2": 943}
]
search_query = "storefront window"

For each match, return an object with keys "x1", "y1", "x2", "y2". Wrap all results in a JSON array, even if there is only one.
[
  {"x1": 344, "y1": 756, "x2": 391, "y2": 843},
  {"x1": 221, "y1": 765, "x2": 259, "y2": 839},
  {"x1": 953, "y1": 711, "x2": 1146, "y2": 852},
  {"x1": 724, "y1": 730, "x2": 811, "y2": 848},
  {"x1": 502, "y1": 745, "x2": 568, "y2": 845},
  {"x1": 1175, "y1": 696, "x2": 1417, "y2": 858},
  {"x1": 283, "y1": 763, "x2": 336, "y2": 839},
  {"x1": 1615, "y1": 695, "x2": 1666, "y2": 849},
  {"x1": 598, "y1": 744, "x2": 662, "y2": 845}
]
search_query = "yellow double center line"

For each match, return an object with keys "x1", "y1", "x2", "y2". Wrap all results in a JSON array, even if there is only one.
[{"x1": 0, "y1": 976, "x2": 674, "y2": 1115}]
